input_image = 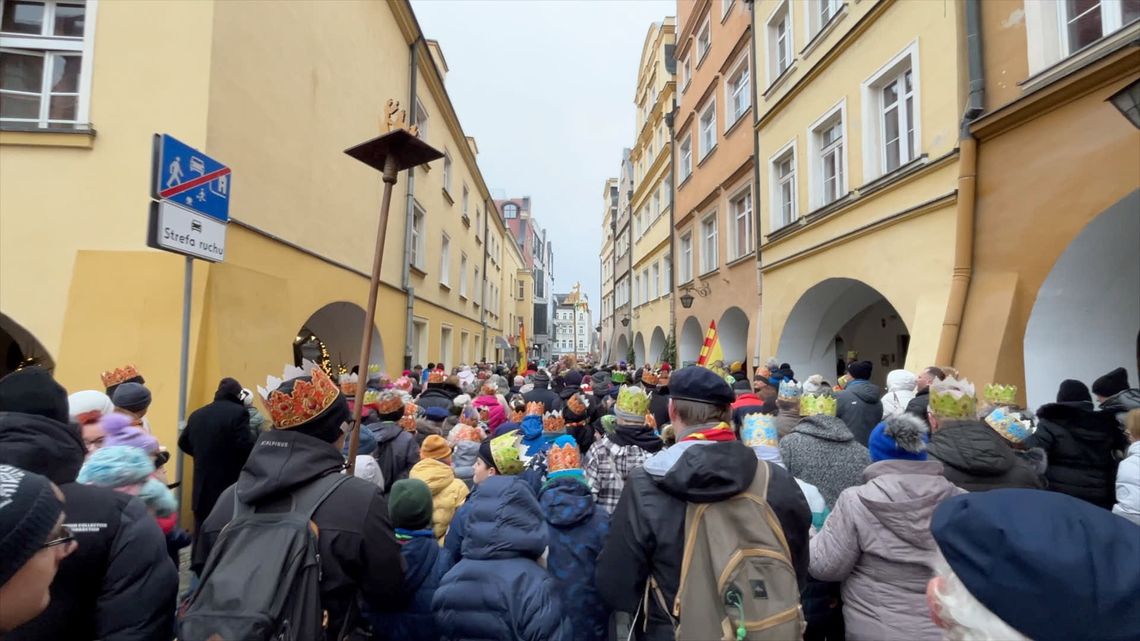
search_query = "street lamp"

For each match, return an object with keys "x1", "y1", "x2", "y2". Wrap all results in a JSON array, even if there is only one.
[
  {"x1": 621, "y1": 315, "x2": 630, "y2": 327},
  {"x1": 1108, "y1": 78, "x2": 1140, "y2": 129},
  {"x1": 678, "y1": 281, "x2": 711, "y2": 309}
]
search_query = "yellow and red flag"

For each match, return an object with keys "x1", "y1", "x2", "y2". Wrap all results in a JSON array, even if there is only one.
[
  {"x1": 696, "y1": 320, "x2": 724, "y2": 367},
  {"x1": 518, "y1": 320, "x2": 527, "y2": 372}
]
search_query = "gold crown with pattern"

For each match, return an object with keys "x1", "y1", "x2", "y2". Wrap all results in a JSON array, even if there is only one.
[
  {"x1": 338, "y1": 373, "x2": 360, "y2": 397},
  {"x1": 427, "y1": 370, "x2": 446, "y2": 384},
  {"x1": 258, "y1": 360, "x2": 342, "y2": 429},
  {"x1": 543, "y1": 410, "x2": 566, "y2": 433},
  {"x1": 398, "y1": 403, "x2": 419, "y2": 432},
  {"x1": 983, "y1": 384, "x2": 1018, "y2": 406},
  {"x1": 101, "y1": 364, "x2": 142, "y2": 389},
  {"x1": 800, "y1": 393, "x2": 837, "y2": 417},
  {"x1": 929, "y1": 377, "x2": 978, "y2": 420},
  {"x1": 641, "y1": 370, "x2": 660, "y2": 386},
  {"x1": 526, "y1": 401, "x2": 545, "y2": 416}
]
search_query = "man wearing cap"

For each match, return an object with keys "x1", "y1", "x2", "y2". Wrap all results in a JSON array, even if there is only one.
[
  {"x1": 523, "y1": 369, "x2": 562, "y2": 413},
  {"x1": 835, "y1": 360, "x2": 883, "y2": 446},
  {"x1": 1092, "y1": 366, "x2": 1140, "y2": 427},
  {"x1": 597, "y1": 366, "x2": 811, "y2": 639}
]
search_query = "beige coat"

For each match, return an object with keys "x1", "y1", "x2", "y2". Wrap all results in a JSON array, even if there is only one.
[{"x1": 409, "y1": 458, "x2": 469, "y2": 545}]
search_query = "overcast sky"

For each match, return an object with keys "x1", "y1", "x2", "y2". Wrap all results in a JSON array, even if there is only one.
[{"x1": 412, "y1": 0, "x2": 675, "y2": 317}]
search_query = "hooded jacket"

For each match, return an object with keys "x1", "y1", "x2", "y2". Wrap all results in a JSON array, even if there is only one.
[
  {"x1": 809, "y1": 460, "x2": 965, "y2": 641},
  {"x1": 1113, "y1": 441, "x2": 1140, "y2": 525},
  {"x1": 416, "y1": 385, "x2": 460, "y2": 412},
  {"x1": 523, "y1": 384, "x2": 562, "y2": 413},
  {"x1": 452, "y1": 439, "x2": 480, "y2": 488},
  {"x1": 0, "y1": 411, "x2": 177, "y2": 641},
  {"x1": 1099, "y1": 388, "x2": 1140, "y2": 426},
  {"x1": 836, "y1": 380, "x2": 884, "y2": 446},
  {"x1": 410, "y1": 458, "x2": 470, "y2": 544},
  {"x1": 179, "y1": 392, "x2": 254, "y2": 521},
  {"x1": 596, "y1": 439, "x2": 811, "y2": 640},
  {"x1": 366, "y1": 533, "x2": 452, "y2": 641},
  {"x1": 583, "y1": 424, "x2": 663, "y2": 514},
  {"x1": 774, "y1": 399, "x2": 802, "y2": 438},
  {"x1": 927, "y1": 420, "x2": 1045, "y2": 492},
  {"x1": 1027, "y1": 401, "x2": 1128, "y2": 508},
  {"x1": 195, "y1": 430, "x2": 404, "y2": 636},
  {"x1": 779, "y1": 415, "x2": 872, "y2": 508},
  {"x1": 432, "y1": 475, "x2": 571, "y2": 641},
  {"x1": 881, "y1": 371, "x2": 918, "y2": 419},
  {"x1": 369, "y1": 420, "x2": 420, "y2": 492},
  {"x1": 539, "y1": 477, "x2": 611, "y2": 641}
]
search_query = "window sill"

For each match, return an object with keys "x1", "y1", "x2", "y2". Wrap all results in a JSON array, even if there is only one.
[
  {"x1": 724, "y1": 110, "x2": 752, "y2": 138},
  {"x1": 459, "y1": 293, "x2": 469, "y2": 301},
  {"x1": 697, "y1": 145, "x2": 718, "y2": 167},
  {"x1": 440, "y1": 282, "x2": 451, "y2": 291},
  {"x1": 410, "y1": 263, "x2": 427, "y2": 277},
  {"x1": 699, "y1": 267, "x2": 720, "y2": 278},
  {"x1": 763, "y1": 64, "x2": 798, "y2": 99},
  {"x1": 696, "y1": 48, "x2": 711, "y2": 70},
  {"x1": 0, "y1": 127, "x2": 96, "y2": 148},
  {"x1": 800, "y1": 5, "x2": 848, "y2": 59},
  {"x1": 726, "y1": 252, "x2": 756, "y2": 268},
  {"x1": 442, "y1": 188, "x2": 454, "y2": 205},
  {"x1": 765, "y1": 218, "x2": 805, "y2": 242},
  {"x1": 858, "y1": 154, "x2": 928, "y2": 199},
  {"x1": 804, "y1": 192, "x2": 856, "y2": 221},
  {"x1": 1019, "y1": 21, "x2": 1140, "y2": 94},
  {"x1": 461, "y1": 214, "x2": 471, "y2": 228},
  {"x1": 678, "y1": 173, "x2": 693, "y2": 191}
]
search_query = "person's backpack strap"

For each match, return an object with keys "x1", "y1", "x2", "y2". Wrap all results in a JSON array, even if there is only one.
[
  {"x1": 739, "y1": 462, "x2": 794, "y2": 560},
  {"x1": 231, "y1": 472, "x2": 349, "y2": 519}
]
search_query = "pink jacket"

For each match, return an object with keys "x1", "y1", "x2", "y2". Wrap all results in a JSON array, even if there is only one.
[{"x1": 809, "y1": 459, "x2": 964, "y2": 641}]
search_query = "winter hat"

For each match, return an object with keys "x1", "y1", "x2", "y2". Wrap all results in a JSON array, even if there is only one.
[
  {"x1": 984, "y1": 407, "x2": 1033, "y2": 444},
  {"x1": 68, "y1": 390, "x2": 115, "y2": 425},
  {"x1": 868, "y1": 414, "x2": 928, "y2": 462},
  {"x1": 78, "y1": 445, "x2": 154, "y2": 488},
  {"x1": 545, "y1": 435, "x2": 584, "y2": 485},
  {"x1": 740, "y1": 412, "x2": 779, "y2": 449},
  {"x1": 591, "y1": 371, "x2": 612, "y2": 395},
  {"x1": 732, "y1": 379, "x2": 752, "y2": 393},
  {"x1": 1056, "y1": 379, "x2": 1092, "y2": 404},
  {"x1": 519, "y1": 383, "x2": 535, "y2": 395},
  {"x1": 452, "y1": 394, "x2": 472, "y2": 409},
  {"x1": 615, "y1": 385, "x2": 650, "y2": 423},
  {"x1": 513, "y1": 375, "x2": 525, "y2": 387},
  {"x1": 0, "y1": 366, "x2": 70, "y2": 425},
  {"x1": 563, "y1": 370, "x2": 584, "y2": 388},
  {"x1": 485, "y1": 404, "x2": 507, "y2": 432},
  {"x1": 885, "y1": 369, "x2": 917, "y2": 393},
  {"x1": 342, "y1": 423, "x2": 378, "y2": 456},
  {"x1": 931, "y1": 489, "x2": 1140, "y2": 641},
  {"x1": 801, "y1": 374, "x2": 829, "y2": 396},
  {"x1": 847, "y1": 360, "x2": 873, "y2": 380},
  {"x1": 420, "y1": 434, "x2": 452, "y2": 461},
  {"x1": 1092, "y1": 367, "x2": 1129, "y2": 398},
  {"x1": 102, "y1": 413, "x2": 159, "y2": 454},
  {"x1": 668, "y1": 366, "x2": 735, "y2": 406},
  {"x1": 111, "y1": 382, "x2": 152, "y2": 413},
  {"x1": 216, "y1": 377, "x2": 243, "y2": 402},
  {"x1": 0, "y1": 464, "x2": 64, "y2": 586},
  {"x1": 422, "y1": 406, "x2": 450, "y2": 422},
  {"x1": 388, "y1": 479, "x2": 433, "y2": 531},
  {"x1": 532, "y1": 370, "x2": 551, "y2": 386}
]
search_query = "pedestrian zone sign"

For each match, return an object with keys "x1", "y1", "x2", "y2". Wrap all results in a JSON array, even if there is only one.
[
  {"x1": 153, "y1": 134, "x2": 231, "y2": 222},
  {"x1": 147, "y1": 201, "x2": 226, "y2": 263}
]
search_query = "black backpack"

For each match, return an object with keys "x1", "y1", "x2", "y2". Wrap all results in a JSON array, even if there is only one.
[{"x1": 179, "y1": 474, "x2": 348, "y2": 641}]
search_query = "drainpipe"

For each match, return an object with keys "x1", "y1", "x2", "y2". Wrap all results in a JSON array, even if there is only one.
[
  {"x1": 749, "y1": 0, "x2": 763, "y2": 372},
  {"x1": 936, "y1": 0, "x2": 985, "y2": 366},
  {"x1": 481, "y1": 197, "x2": 490, "y2": 362},
  {"x1": 665, "y1": 101, "x2": 678, "y2": 364},
  {"x1": 402, "y1": 37, "x2": 423, "y2": 372}
]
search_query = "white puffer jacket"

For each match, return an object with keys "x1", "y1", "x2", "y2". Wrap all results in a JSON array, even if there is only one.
[
  {"x1": 881, "y1": 369, "x2": 917, "y2": 419},
  {"x1": 1113, "y1": 441, "x2": 1140, "y2": 525}
]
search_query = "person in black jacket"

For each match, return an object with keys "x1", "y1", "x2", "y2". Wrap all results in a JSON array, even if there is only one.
[
  {"x1": 0, "y1": 367, "x2": 177, "y2": 641},
  {"x1": 1027, "y1": 379, "x2": 1129, "y2": 509},
  {"x1": 415, "y1": 373, "x2": 461, "y2": 412},
  {"x1": 596, "y1": 366, "x2": 811, "y2": 640},
  {"x1": 194, "y1": 370, "x2": 404, "y2": 637},
  {"x1": 523, "y1": 369, "x2": 562, "y2": 412},
  {"x1": 905, "y1": 366, "x2": 945, "y2": 425},
  {"x1": 179, "y1": 377, "x2": 255, "y2": 561},
  {"x1": 835, "y1": 360, "x2": 883, "y2": 445}
]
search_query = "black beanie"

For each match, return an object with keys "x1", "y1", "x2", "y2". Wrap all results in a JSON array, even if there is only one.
[
  {"x1": 388, "y1": 478, "x2": 433, "y2": 530},
  {"x1": 1056, "y1": 379, "x2": 1092, "y2": 404},
  {"x1": 848, "y1": 360, "x2": 873, "y2": 380},
  {"x1": 563, "y1": 370, "x2": 584, "y2": 388},
  {"x1": 1092, "y1": 367, "x2": 1130, "y2": 398},
  {"x1": 215, "y1": 377, "x2": 243, "y2": 402},
  {"x1": 478, "y1": 439, "x2": 497, "y2": 472},
  {"x1": 0, "y1": 366, "x2": 69, "y2": 425},
  {"x1": 0, "y1": 464, "x2": 64, "y2": 585}
]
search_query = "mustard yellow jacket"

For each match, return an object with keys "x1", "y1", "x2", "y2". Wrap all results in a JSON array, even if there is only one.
[{"x1": 410, "y1": 458, "x2": 469, "y2": 545}]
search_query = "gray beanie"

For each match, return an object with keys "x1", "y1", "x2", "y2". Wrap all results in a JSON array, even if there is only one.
[
  {"x1": 112, "y1": 382, "x2": 152, "y2": 413},
  {"x1": 0, "y1": 465, "x2": 64, "y2": 585}
]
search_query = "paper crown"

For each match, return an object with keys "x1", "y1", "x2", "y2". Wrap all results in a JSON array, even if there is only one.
[
  {"x1": 542, "y1": 410, "x2": 566, "y2": 434},
  {"x1": 367, "y1": 364, "x2": 382, "y2": 376},
  {"x1": 600, "y1": 414, "x2": 618, "y2": 435},
  {"x1": 983, "y1": 384, "x2": 1018, "y2": 406},
  {"x1": 374, "y1": 390, "x2": 405, "y2": 415},
  {"x1": 101, "y1": 364, "x2": 142, "y2": 389},
  {"x1": 338, "y1": 373, "x2": 359, "y2": 396},
  {"x1": 616, "y1": 385, "x2": 650, "y2": 417},
  {"x1": 834, "y1": 374, "x2": 852, "y2": 392},
  {"x1": 451, "y1": 423, "x2": 483, "y2": 443},
  {"x1": 489, "y1": 430, "x2": 527, "y2": 475},
  {"x1": 741, "y1": 413, "x2": 779, "y2": 449},
  {"x1": 398, "y1": 402, "x2": 419, "y2": 432},
  {"x1": 258, "y1": 360, "x2": 342, "y2": 429},
  {"x1": 393, "y1": 376, "x2": 414, "y2": 392},
  {"x1": 612, "y1": 371, "x2": 628, "y2": 384},
  {"x1": 427, "y1": 370, "x2": 446, "y2": 384},
  {"x1": 526, "y1": 401, "x2": 545, "y2": 416},
  {"x1": 800, "y1": 393, "x2": 837, "y2": 417},
  {"x1": 546, "y1": 435, "x2": 583, "y2": 481},
  {"x1": 985, "y1": 407, "x2": 1032, "y2": 444},
  {"x1": 510, "y1": 409, "x2": 525, "y2": 423},
  {"x1": 641, "y1": 370, "x2": 660, "y2": 386},
  {"x1": 929, "y1": 377, "x2": 977, "y2": 420},
  {"x1": 778, "y1": 379, "x2": 802, "y2": 400},
  {"x1": 480, "y1": 382, "x2": 498, "y2": 396},
  {"x1": 565, "y1": 393, "x2": 590, "y2": 417},
  {"x1": 459, "y1": 405, "x2": 480, "y2": 426}
]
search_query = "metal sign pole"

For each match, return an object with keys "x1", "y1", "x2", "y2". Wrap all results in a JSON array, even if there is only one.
[{"x1": 174, "y1": 255, "x2": 192, "y2": 526}]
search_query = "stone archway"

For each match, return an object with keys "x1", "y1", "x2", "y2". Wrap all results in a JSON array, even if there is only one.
[
  {"x1": 296, "y1": 301, "x2": 384, "y2": 373},
  {"x1": 1024, "y1": 190, "x2": 1140, "y2": 409},
  {"x1": 648, "y1": 327, "x2": 667, "y2": 366},
  {"x1": 679, "y1": 316, "x2": 704, "y2": 367},
  {"x1": 777, "y1": 278, "x2": 909, "y2": 388},
  {"x1": 718, "y1": 307, "x2": 750, "y2": 369},
  {"x1": 0, "y1": 313, "x2": 54, "y2": 377},
  {"x1": 614, "y1": 334, "x2": 630, "y2": 364},
  {"x1": 633, "y1": 332, "x2": 647, "y2": 366}
]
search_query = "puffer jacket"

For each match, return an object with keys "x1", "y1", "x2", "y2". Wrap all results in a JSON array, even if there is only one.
[
  {"x1": 1100, "y1": 388, "x2": 1140, "y2": 427},
  {"x1": 432, "y1": 475, "x2": 570, "y2": 641},
  {"x1": 583, "y1": 424, "x2": 663, "y2": 514},
  {"x1": 1026, "y1": 401, "x2": 1127, "y2": 508},
  {"x1": 367, "y1": 532, "x2": 452, "y2": 641},
  {"x1": 417, "y1": 385, "x2": 460, "y2": 412},
  {"x1": 369, "y1": 421, "x2": 420, "y2": 492},
  {"x1": 927, "y1": 420, "x2": 1045, "y2": 492},
  {"x1": 779, "y1": 415, "x2": 872, "y2": 508},
  {"x1": 1113, "y1": 441, "x2": 1140, "y2": 525},
  {"x1": 539, "y1": 477, "x2": 611, "y2": 641},
  {"x1": 410, "y1": 458, "x2": 470, "y2": 544},
  {"x1": 881, "y1": 370, "x2": 917, "y2": 419},
  {"x1": 809, "y1": 460, "x2": 965, "y2": 641},
  {"x1": 836, "y1": 380, "x2": 884, "y2": 446}
]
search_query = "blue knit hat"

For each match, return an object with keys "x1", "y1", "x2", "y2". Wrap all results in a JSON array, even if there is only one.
[{"x1": 867, "y1": 414, "x2": 928, "y2": 462}]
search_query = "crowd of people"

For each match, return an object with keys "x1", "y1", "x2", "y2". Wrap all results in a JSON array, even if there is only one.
[{"x1": 1, "y1": 352, "x2": 1139, "y2": 640}]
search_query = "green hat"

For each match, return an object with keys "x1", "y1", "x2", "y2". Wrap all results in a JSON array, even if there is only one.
[{"x1": 388, "y1": 478, "x2": 433, "y2": 530}]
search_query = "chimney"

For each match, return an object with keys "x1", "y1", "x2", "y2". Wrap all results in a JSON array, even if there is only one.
[{"x1": 425, "y1": 40, "x2": 449, "y2": 83}]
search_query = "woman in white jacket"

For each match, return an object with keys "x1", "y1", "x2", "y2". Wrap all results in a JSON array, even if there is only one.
[
  {"x1": 1113, "y1": 408, "x2": 1140, "y2": 525},
  {"x1": 881, "y1": 369, "x2": 917, "y2": 419}
]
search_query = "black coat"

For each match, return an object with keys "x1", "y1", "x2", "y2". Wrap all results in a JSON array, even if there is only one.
[
  {"x1": 523, "y1": 385, "x2": 562, "y2": 412},
  {"x1": 416, "y1": 385, "x2": 459, "y2": 412},
  {"x1": 928, "y1": 420, "x2": 1045, "y2": 492},
  {"x1": 195, "y1": 430, "x2": 405, "y2": 637},
  {"x1": 905, "y1": 389, "x2": 930, "y2": 424},
  {"x1": 179, "y1": 393, "x2": 254, "y2": 520},
  {"x1": 1026, "y1": 401, "x2": 1129, "y2": 509},
  {"x1": 649, "y1": 387, "x2": 671, "y2": 429},
  {"x1": 835, "y1": 381, "x2": 883, "y2": 446},
  {"x1": 596, "y1": 439, "x2": 811, "y2": 640},
  {"x1": 0, "y1": 411, "x2": 177, "y2": 641}
]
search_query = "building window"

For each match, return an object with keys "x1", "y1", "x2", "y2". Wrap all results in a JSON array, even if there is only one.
[
  {"x1": 0, "y1": 0, "x2": 94, "y2": 129},
  {"x1": 766, "y1": 0, "x2": 793, "y2": 83},
  {"x1": 652, "y1": 190, "x2": 661, "y2": 220},
  {"x1": 1063, "y1": 0, "x2": 1140, "y2": 53},
  {"x1": 440, "y1": 327, "x2": 452, "y2": 367},
  {"x1": 699, "y1": 98, "x2": 716, "y2": 159},
  {"x1": 651, "y1": 262, "x2": 660, "y2": 299},
  {"x1": 633, "y1": 274, "x2": 641, "y2": 306},
  {"x1": 442, "y1": 153, "x2": 452, "y2": 194},
  {"x1": 722, "y1": 0, "x2": 735, "y2": 18},
  {"x1": 809, "y1": 0, "x2": 842, "y2": 39},
  {"x1": 679, "y1": 133, "x2": 693, "y2": 180},
  {"x1": 862, "y1": 42, "x2": 919, "y2": 182},
  {"x1": 729, "y1": 188, "x2": 753, "y2": 260},
  {"x1": 881, "y1": 69, "x2": 915, "y2": 173},
  {"x1": 459, "y1": 253, "x2": 468, "y2": 298},
  {"x1": 414, "y1": 98, "x2": 428, "y2": 141},
  {"x1": 410, "y1": 204, "x2": 426, "y2": 269},
  {"x1": 700, "y1": 214, "x2": 718, "y2": 273},
  {"x1": 503, "y1": 203, "x2": 518, "y2": 219},
  {"x1": 517, "y1": 277, "x2": 525, "y2": 300},
  {"x1": 697, "y1": 14, "x2": 712, "y2": 61},
  {"x1": 771, "y1": 145, "x2": 797, "y2": 228},
  {"x1": 642, "y1": 269, "x2": 649, "y2": 303},
  {"x1": 462, "y1": 185, "x2": 469, "y2": 218},
  {"x1": 681, "y1": 54, "x2": 691, "y2": 91},
  {"x1": 475, "y1": 208, "x2": 482, "y2": 239},
  {"x1": 726, "y1": 54, "x2": 750, "y2": 126},
  {"x1": 664, "y1": 252, "x2": 672, "y2": 290},
  {"x1": 680, "y1": 232, "x2": 693, "y2": 283},
  {"x1": 473, "y1": 266, "x2": 481, "y2": 304},
  {"x1": 439, "y1": 233, "x2": 451, "y2": 286}
]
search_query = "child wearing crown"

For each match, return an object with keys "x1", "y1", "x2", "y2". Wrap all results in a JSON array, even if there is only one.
[{"x1": 583, "y1": 385, "x2": 663, "y2": 514}]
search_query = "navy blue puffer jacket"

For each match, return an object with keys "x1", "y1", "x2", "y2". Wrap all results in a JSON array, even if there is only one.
[
  {"x1": 432, "y1": 475, "x2": 570, "y2": 641},
  {"x1": 366, "y1": 532, "x2": 451, "y2": 641},
  {"x1": 539, "y1": 477, "x2": 611, "y2": 641}
]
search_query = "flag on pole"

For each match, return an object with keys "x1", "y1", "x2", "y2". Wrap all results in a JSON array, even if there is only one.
[
  {"x1": 518, "y1": 320, "x2": 527, "y2": 373},
  {"x1": 696, "y1": 320, "x2": 723, "y2": 367}
]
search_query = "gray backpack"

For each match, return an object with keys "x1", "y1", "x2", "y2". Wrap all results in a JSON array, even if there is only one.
[
  {"x1": 179, "y1": 474, "x2": 349, "y2": 641},
  {"x1": 646, "y1": 461, "x2": 803, "y2": 640}
]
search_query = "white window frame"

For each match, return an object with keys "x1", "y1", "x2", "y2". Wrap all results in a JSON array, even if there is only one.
[
  {"x1": 769, "y1": 140, "x2": 798, "y2": 230},
  {"x1": 459, "y1": 252, "x2": 468, "y2": 298},
  {"x1": 679, "y1": 231, "x2": 693, "y2": 284},
  {"x1": 414, "y1": 98, "x2": 428, "y2": 141},
  {"x1": 699, "y1": 97, "x2": 717, "y2": 159},
  {"x1": 722, "y1": 0, "x2": 735, "y2": 18},
  {"x1": 681, "y1": 54, "x2": 692, "y2": 92},
  {"x1": 461, "y1": 184, "x2": 469, "y2": 218},
  {"x1": 440, "y1": 326, "x2": 453, "y2": 367},
  {"x1": 439, "y1": 233, "x2": 451, "y2": 286},
  {"x1": 725, "y1": 52, "x2": 751, "y2": 127},
  {"x1": 410, "y1": 203, "x2": 426, "y2": 270},
  {"x1": 0, "y1": 0, "x2": 98, "y2": 129},
  {"x1": 700, "y1": 212, "x2": 719, "y2": 274},
  {"x1": 728, "y1": 184, "x2": 754, "y2": 260},
  {"x1": 679, "y1": 133, "x2": 693, "y2": 180},
  {"x1": 473, "y1": 266, "x2": 481, "y2": 304},
  {"x1": 765, "y1": 0, "x2": 793, "y2": 85},
  {"x1": 1025, "y1": 0, "x2": 1140, "y2": 74},
  {"x1": 442, "y1": 152, "x2": 453, "y2": 195},
  {"x1": 807, "y1": 99, "x2": 848, "y2": 210},
  {"x1": 651, "y1": 262, "x2": 660, "y2": 299},
  {"x1": 664, "y1": 253, "x2": 672, "y2": 291},
  {"x1": 807, "y1": 0, "x2": 843, "y2": 41},
  {"x1": 860, "y1": 40, "x2": 921, "y2": 183},
  {"x1": 697, "y1": 14, "x2": 712, "y2": 62},
  {"x1": 633, "y1": 274, "x2": 641, "y2": 306}
]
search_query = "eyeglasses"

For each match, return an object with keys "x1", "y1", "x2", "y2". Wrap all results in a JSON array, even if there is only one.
[{"x1": 42, "y1": 525, "x2": 76, "y2": 550}]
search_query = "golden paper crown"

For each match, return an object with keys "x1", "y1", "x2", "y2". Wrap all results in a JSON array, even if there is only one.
[
  {"x1": 616, "y1": 385, "x2": 650, "y2": 417},
  {"x1": 983, "y1": 384, "x2": 1018, "y2": 406},
  {"x1": 566, "y1": 393, "x2": 589, "y2": 417},
  {"x1": 929, "y1": 377, "x2": 977, "y2": 420},
  {"x1": 398, "y1": 403, "x2": 419, "y2": 432},
  {"x1": 546, "y1": 435, "x2": 582, "y2": 478},
  {"x1": 526, "y1": 401, "x2": 545, "y2": 416},
  {"x1": 427, "y1": 370, "x2": 446, "y2": 384},
  {"x1": 800, "y1": 393, "x2": 837, "y2": 417},
  {"x1": 258, "y1": 361, "x2": 341, "y2": 429},
  {"x1": 510, "y1": 409, "x2": 525, "y2": 423},
  {"x1": 374, "y1": 390, "x2": 405, "y2": 415},
  {"x1": 101, "y1": 364, "x2": 142, "y2": 389},
  {"x1": 367, "y1": 364, "x2": 382, "y2": 375},
  {"x1": 542, "y1": 410, "x2": 566, "y2": 433},
  {"x1": 641, "y1": 371, "x2": 660, "y2": 386},
  {"x1": 338, "y1": 373, "x2": 359, "y2": 397}
]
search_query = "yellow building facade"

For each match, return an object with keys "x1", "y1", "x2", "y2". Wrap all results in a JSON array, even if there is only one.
[
  {"x1": 752, "y1": 0, "x2": 965, "y2": 388},
  {"x1": 598, "y1": 178, "x2": 618, "y2": 362},
  {"x1": 0, "y1": 0, "x2": 526, "y2": 485}
]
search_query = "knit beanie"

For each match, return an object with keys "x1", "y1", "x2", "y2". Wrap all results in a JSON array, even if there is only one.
[
  {"x1": 1056, "y1": 379, "x2": 1092, "y2": 404},
  {"x1": 77, "y1": 445, "x2": 155, "y2": 488},
  {"x1": 68, "y1": 390, "x2": 115, "y2": 425},
  {"x1": 545, "y1": 435, "x2": 584, "y2": 484},
  {"x1": 112, "y1": 382, "x2": 152, "y2": 414},
  {"x1": 868, "y1": 414, "x2": 928, "y2": 462},
  {"x1": 102, "y1": 413, "x2": 159, "y2": 454},
  {"x1": 0, "y1": 464, "x2": 64, "y2": 585},
  {"x1": 1091, "y1": 367, "x2": 1129, "y2": 398},
  {"x1": 847, "y1": 360, "x2": 873, "y2": 381},
  {"x1": 0, "y1": 366, "x2": 70, "y2": 425},
  {"x1": 420, "y1": 434, "x2": 452, "y2": 461},
  {"x1": 563, "y1": 370, "x2": 584, "y2": 388},
  {"x1": 477, "y1": 439, "x2": 497, "y2": 472},
  {"x1": 388, "y1": 479, "x2": 433, "y2": 531}
]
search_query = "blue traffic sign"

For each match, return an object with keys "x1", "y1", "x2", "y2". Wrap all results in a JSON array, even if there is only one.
[{"x1": 153, "y1": 134, "x2": 231, "y2": 222}]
